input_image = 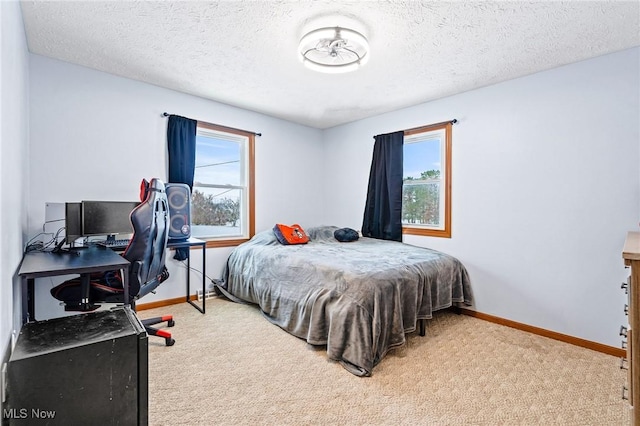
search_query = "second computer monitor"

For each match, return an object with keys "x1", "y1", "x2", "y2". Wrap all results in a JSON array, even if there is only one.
[
  {"x1": 65, "y1": 202, "x2": 83, "y2": 244},
  {"x1": 81, "y1": 201, "x2": 140, "y2": 238}
]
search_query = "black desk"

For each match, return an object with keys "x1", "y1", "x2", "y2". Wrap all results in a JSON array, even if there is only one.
[
  {"x1": 167, "y1": 237, "x2": 206, "y2": 314},
  {"x1": 18, "y1": 246, "x2": 130, "y2": 323}
]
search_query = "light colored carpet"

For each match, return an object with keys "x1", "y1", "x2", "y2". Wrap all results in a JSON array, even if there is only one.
[{"x1": 139, "y1": 298, "x2": 630, "y2": 425}]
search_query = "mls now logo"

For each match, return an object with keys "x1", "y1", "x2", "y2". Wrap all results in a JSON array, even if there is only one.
[{"x1": 3, "y1": 408, "x2": 56, "y2": 419}]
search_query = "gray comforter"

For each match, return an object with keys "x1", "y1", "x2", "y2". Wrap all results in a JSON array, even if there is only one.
[{"x1": 216, "y1": 226, "x2": 473, "y2": 376}]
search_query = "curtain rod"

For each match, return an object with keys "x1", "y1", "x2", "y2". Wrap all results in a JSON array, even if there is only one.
[
  {"x1": 402, "y1": 119, "x2": 457, "y2": 134},
  {"x1": 162, "y1": 112, "x2": 262, "y2": 137}
]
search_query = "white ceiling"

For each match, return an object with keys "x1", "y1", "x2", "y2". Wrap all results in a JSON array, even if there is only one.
[{"x1": 20, "y1": 1, "x2": 640, "y2": 129}]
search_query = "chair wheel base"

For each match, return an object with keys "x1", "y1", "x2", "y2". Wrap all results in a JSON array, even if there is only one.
[{"x1": 141, "y1": 315, "x2": 175, "y2": 345}]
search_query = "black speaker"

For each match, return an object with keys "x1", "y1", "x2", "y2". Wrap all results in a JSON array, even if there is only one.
[{"x1": 166, "y1": 183, "x2": 191, "y2": 240}]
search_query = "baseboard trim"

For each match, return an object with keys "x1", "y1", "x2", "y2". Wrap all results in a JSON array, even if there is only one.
[
  {"x1": 136, "y1": 295, "x2": 197, "y2": 311},
  {"x1": 2, "y1": 334, "x2": 12, "y2": 421},
  {"x1": 458, "y1": 308, "x2": 625, "y2": 358}
]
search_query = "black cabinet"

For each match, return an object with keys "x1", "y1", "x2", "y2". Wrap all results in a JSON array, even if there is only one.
[{"x1": 6, "y1": 307, "x2": 148, "y2": 425}]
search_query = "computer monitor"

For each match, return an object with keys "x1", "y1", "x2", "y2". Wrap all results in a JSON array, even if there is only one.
[
  {"x1": 65, "y1": 202, "x2": 83, "y2": 244},
  {"x1": 81, "y1": 201, "x2": 140, "y2": 238}
]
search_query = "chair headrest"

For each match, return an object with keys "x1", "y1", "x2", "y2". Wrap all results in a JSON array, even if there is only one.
[
  {"x1": 139, "y1": 178, "x2": 166, "y2": 202},
  {"x1": 148, "y1": 178, "x2": 166, "y2": 193}
]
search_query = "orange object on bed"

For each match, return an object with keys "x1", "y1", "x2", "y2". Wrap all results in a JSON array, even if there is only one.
[{"x1": 273, "y1": 223, "x2": 309, "y2": 245}]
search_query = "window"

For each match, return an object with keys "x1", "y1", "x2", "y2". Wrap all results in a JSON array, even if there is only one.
[
  {"x1": 402, "y1": 122, "x2": 452, "y2": 238},
  {"x1": 191, "y1": 121, "x2": 255, "y2": 247}
]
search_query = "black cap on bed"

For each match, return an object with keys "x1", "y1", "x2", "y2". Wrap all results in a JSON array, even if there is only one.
[{"x1": 334, "y1": 228, "x2": 359, "y2": 242}]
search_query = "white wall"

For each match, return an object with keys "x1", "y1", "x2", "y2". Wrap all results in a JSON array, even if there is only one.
[
  {"x1": 28, "y1": 55, "x2": 325, "y2": 319},
  {"x1": 23, "y1": 41, "x2": 640, "y2": 348},
  {"x1": 0, "y1": 1, "x2": 29, "y2": 356},
  {"x1": 322, "y1": 47, "x2": 640, "y2": 347}
]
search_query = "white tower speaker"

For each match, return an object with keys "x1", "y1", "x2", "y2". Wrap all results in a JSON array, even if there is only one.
[{"x1": 165, "y1": 183, "x2": 191, "y2": 240}]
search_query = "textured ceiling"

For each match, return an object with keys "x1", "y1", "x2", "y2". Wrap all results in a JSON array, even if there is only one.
[{"x1": 20, "y1": 1, "x2": 640, "y2": 129}]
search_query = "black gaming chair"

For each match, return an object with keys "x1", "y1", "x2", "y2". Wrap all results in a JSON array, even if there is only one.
[{"x1": 51, "y1": 178, "x2": 176, "y2": 346}]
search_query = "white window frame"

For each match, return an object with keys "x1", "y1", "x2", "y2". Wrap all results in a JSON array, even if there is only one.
[
  {"x1": 402, "y1": 122, "x2": 452, "y2": 238},
  {"x1": 193, "y1": 121, "x2": 255, "y2": 248}
]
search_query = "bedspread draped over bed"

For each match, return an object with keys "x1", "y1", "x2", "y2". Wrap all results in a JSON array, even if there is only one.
[{"x1": 215, "y1": 226, "x2": 473, "y2": 376}]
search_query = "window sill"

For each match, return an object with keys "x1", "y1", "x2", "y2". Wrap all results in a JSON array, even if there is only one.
[{"x1": 402, "y1": 226, "x2": 451, "y2": 238}]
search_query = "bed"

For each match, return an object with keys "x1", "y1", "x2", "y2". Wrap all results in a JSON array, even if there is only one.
[{"x1": 215, "y1": 225, "x2": 473, "y2": 376}]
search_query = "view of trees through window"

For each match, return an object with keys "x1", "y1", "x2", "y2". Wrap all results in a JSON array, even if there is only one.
[
  {"x1": 402, "y1": 169, "x2": 440, "y2": 226},
  {"x1": 191, "y1": 189, "x2": 240, "y2": 228}
]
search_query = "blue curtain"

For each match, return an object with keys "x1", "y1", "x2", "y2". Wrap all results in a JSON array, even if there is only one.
[
  {"x1": 167, "y1": 115, "x2": 197, "y2": 188},
  {"x1": 361, "y1": 131, "x2": 404, "y2": 241},
  {"x1": 167, "y1": 115, "x2": 197, "y2": 260}
]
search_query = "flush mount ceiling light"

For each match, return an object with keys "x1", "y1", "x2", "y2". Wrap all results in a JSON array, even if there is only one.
[{"x1": 298, "y1": 26, "x2": 369, "y2": 74}]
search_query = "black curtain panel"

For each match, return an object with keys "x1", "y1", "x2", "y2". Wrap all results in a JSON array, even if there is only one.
[
  {"x1": 361, "y1": 131, "x2": 404, "y2": 242},
  {"x1": 167, "y1": 115, "x2": 197, "y2": 188},
  {"x1": 167, "y1": 115, "x2": 197, "y2": 260}
]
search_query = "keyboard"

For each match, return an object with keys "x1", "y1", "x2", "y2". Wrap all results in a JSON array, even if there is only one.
[{"x1": 97, "y1": 239, "x2": 131, "y2": 250}]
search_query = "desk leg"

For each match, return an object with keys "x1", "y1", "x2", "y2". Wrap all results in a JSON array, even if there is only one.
[
  {"x1": 202, "y1": 244, "x2": 206, "y2": 314},
  {"x1": 24, "y1": 278, "x2": 35, "y2": 323},
  {"x1": 185, "y1": 253, "x2": 191, "y2": 304},
  {"x1": 186, "y1": 245, "x2": 205, "y2": 314},
  {"x1": 122, "y1": 266, "x2": 129, "y2": 308}
]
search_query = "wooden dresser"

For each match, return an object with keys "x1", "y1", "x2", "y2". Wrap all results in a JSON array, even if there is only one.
[{"x1": 622, "y1": 231, "x2": 640, "y2": 426}]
